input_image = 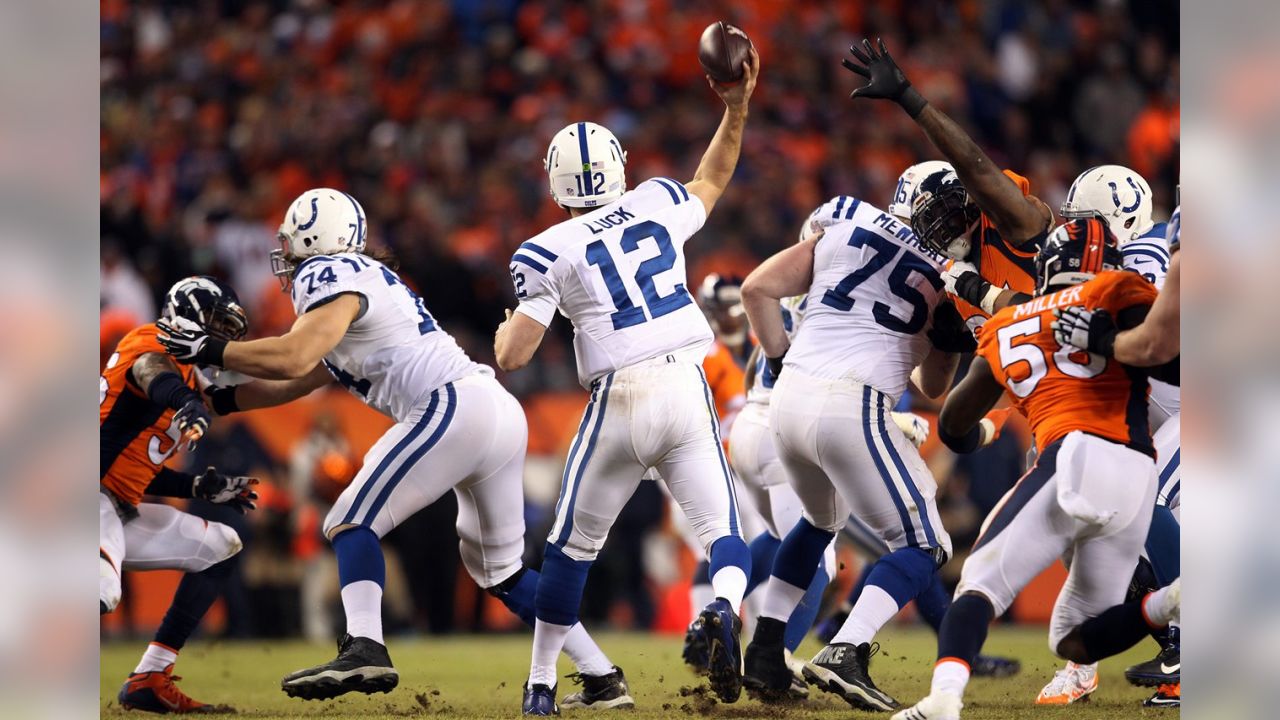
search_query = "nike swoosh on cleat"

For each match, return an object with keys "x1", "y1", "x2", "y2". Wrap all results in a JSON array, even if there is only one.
[
  {"x1": 1159, "y1": 662, "x2": 1180, "y2": 674},
  {"x1": 158, "y1": 696, "x2": 181, "y2": 711}
]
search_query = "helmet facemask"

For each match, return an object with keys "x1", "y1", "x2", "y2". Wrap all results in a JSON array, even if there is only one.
[{"x1": 910, "y1": 185, "x2": 980, "y2": 260}]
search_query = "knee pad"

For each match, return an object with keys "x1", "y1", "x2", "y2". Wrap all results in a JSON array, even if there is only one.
[{"x1": 100, "y1": 555, "x2": 122, "y2": 614}]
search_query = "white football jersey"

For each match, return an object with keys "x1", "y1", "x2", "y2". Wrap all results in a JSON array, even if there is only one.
[
  {"x1": 785, "y1": 197, "x2": 947, "y2": 402},
  {"x1": 290, "y1": 254, "x2": 485, "y2": 421},
  {"x1": 1122, "y1": 222, "x2": 1179, "y2": 422},
  {"x1": 744, "y1": 295, "x2": 806, "y2": 407},
  {"x1": 511, "y1": 178, "x2": 713, "y2": 388}
]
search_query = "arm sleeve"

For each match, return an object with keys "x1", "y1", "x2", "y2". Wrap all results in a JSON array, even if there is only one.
[
  {"x1": 290, "y1": 256, "x2": 369, "y2": 317},
  {"x1": 640, "y1": 178, "x2": 707, "y2": 245},
  {"x1": 145, "y1": 467, "x2": 195, "y2": 498},
  {"x1": 510, "y1": 248, "x2": 561, "y2": 328}
]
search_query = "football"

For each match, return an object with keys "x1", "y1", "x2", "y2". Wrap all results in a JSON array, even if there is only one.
[{"x1": 698, "y1": 21, "x2": 753, "y2": 84}]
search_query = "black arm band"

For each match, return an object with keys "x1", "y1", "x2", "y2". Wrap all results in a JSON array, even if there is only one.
[
  {"x1": 1148, "y1": 355, "x2": 1180, "y2": 386},
  {"x1": 898, "y1": 87, "x2": 928, "y2": 119},
  {"x1": 198, "y1": 337, "x2": 228, "y2": 367},
  {"x1": 145, "y1": 467, "x2": 196, "y2": 498},
  {"x1": 938, "y1": 422, "x2": 982, "y2": 454},
  {"x1": 208, "y1": 386, "x2": 241, "y2": 416},
  {"x1": 766, "y1": 355, "x2": 786, "y2": 378},
  {"x1": 147, "y1": 371, "x2": 201, "y2": 411},
  {"x1": 953, "y1": 272, "x2": 990, "y2": 308}
]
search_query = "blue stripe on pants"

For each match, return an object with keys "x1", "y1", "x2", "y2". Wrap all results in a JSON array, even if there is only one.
[
  {"x1": 341, "y1": 389, "x2": 442, "y2": 525},
  {"x1": 861, "y1": 385, "x2": 919, "y2": 548},
  {"x1": 875, "y1": 394, "x2": 939, "y2": 548},
  {"x1": 696, "y1": 365, "x2": 739, "y2": 536},
  {"x1": 554, "y1": 373, "x2": 614, "y2": 547},
  {"x1": 359, "y1": 384, "x2": 458, "y2": 525}
]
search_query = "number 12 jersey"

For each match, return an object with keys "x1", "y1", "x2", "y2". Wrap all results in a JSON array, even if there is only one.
[{"x1": 511, "y1": 178, "x2": 713, "y2": 388}]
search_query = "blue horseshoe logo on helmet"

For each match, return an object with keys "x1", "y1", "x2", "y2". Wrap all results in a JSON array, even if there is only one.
[
  {"x1": 296, "y1": 197, "x2": 320, "y2": 230},
  {"x1": 1108, "y1": 178, "x2": 1143, "y2": 214}
]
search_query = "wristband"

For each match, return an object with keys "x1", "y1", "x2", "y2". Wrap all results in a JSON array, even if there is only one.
[
  {"x1": 978, "y1": 418, "x2": 996, "y2": 447},
  {"x1": 147, "y1": 371, "x2": 202, "y2": 411},
  {"x1": 208, "y1": 385, "x2": 241, "y2": 416},
  {"x1": 898, "y1": 87, "x2": 928, "y2": 119},
  {"x1": 766, "y1": 355, "x2": 786, "y2": 378},
  {"x1": 978, "y1": 285, "x2": 1004, "y2": 315},
  {"x1": 200, "y1": 337, "x2": 228, "y2": 367},
  {"x1": 938, "y1": 422, "x2": 982, "y2": 454}
]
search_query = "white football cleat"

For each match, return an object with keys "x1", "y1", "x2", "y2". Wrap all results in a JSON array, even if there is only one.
[
  {"x1": 1035, "y1": 662, "x2": 1098, "y2": 705},
  {"x1": 891, "y1": 693, "x2": 963, "y2": 720}
]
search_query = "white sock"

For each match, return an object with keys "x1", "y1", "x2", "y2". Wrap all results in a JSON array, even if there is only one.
[
  {"x1": 529, "y1": 619, "x2": 573, "y2": 687},
  {"x1": 710, "y1": 566, "x2": 748, "y2": 613},
  {"x1": 831, "y1": 585, "x2": 899, "y2": 646},
  {"x1": 134, "y1": 642, "x2": 178, "y2": 674},
  {"x1": 341, "y1": 580, "x2": 384, "y2": 644},
  {"x1": 931, "y1": 658, "x2": 971, "y2": 699},
  {"x1": 689, "y1": 582, "x2": 715, "y2": 623},
  {"x1": 563, "y1": 623, "x2": 614, "y2": 676},
  {"x1": 758, "y1": 577, "x2": 806, "y2": 622},
  {"x1": 1142, "y1": 582, "x2": 1178, "y2": 627}
]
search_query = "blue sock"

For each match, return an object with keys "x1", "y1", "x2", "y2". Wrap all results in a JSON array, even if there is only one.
[
  {"x1": 784, "y1": 562, "x2": 829, "y2": 651},
  {"x1": 772, "y1": 519, "x2": 835, "y2": 590},
  {"x1": 1144, "y1": 506, "x2": 1180, "y2": 586},
  {"x1": 937, "y1": 593, "x2": 994, "y2": 663},
  {"x1": 746, "y1": 533, "x2": 781, "y2": 596},
  {"x1": 865, "y1": 547, "x2": 936, "y2": 608},
  {"x1": 915, "y1": 571, "x2": 951, "y2": 633},
  {"x1": 535, "y1": 543, "x2": 592, "y2": 626},
  {"x1": 708, "y1": 534, "x2": 751, "y2": 593},
  {"x1": 333, "y1": 526, "x2": 385, "y2": 587},
  {"x1": 154, "y1": 559, "x2": 233, "y2": 650},
  {"x1": 488, "y1": 567, "x2": 538, "y2": 627}
]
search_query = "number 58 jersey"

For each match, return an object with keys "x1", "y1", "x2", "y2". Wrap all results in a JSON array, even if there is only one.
[
  {"x1": 511, "y1": 178, "x2": 713, "y2": 388},
  {"x1": 785, "y1": 198, "x2": 947, "y2": 402},
  {"x1": 291, "y1": 254, "x2": 484, "y2": 422},
  {"x1": 975, "y1": 270, "x2": 1159, "y2": 456}
]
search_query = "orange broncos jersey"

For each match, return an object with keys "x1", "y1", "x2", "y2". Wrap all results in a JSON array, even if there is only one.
[
  {"x1": 100, "y1": 323, "x2": 200, "y2": 505},
  {"x1": 976, "y1": 271, "x2": 1158, "y2": 456},
  {"x1": 702, "y1": 340, "x2": 746, "y2": 421},
  {"x1": 951, "y1": 170, "x2": 1042, "y2": 326}
]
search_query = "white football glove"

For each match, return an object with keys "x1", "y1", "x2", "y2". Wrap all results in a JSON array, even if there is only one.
[
  {"x1": 941, "y1": 261, "x2": 979, "y2": 296},
  {"x1": 891, "y1": 411, "x2": 930, "y2": 448},
  {"x1": 156, "y1": 316, "x2": 213, "y2": 363}
]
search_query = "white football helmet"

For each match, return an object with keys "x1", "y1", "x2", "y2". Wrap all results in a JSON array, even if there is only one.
[
  {"x1": 545, "y1": 122, "x2": 627, "y2": 208},
  {"x1": 1060, "y1": 165, "x2": 1154, "y2": 244},
  {"x1": 272, "y1": 188, "x2": 368, "y2": 282},
  {"x1": 888, "y1": 160, "x2": 954, "y2": 221}
]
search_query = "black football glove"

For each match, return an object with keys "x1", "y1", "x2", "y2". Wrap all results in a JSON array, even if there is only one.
[
  {"x1": 194, "y1": 467, "x2": 259, "y2": 514},
  {"x1": 766, "y1": 353, "x2": 786, "y2": 381},
  {"x1": 156, "y1": 317, "x2": 227, "y2": 366},
  {"x1": 841, "y1": 38, "x2": 928, "y2": 117},
  {"x1": 172, "y1": 397, "x2": 212, "y2": 451},
  {"x1": 927, "y1": 301, "x2": 978, "y2": 353},
  {"x1": 1052, "y1": 306, "x2": 1118, "y2": 356}
]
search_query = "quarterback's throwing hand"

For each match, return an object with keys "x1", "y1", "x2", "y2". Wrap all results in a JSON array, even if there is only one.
[
  {"x1": 1052, "y1": 306, "x2": 1117, "y2": 356},
  {"x1": 194, "y1": 467, "x2": 259, "y2": 514}
]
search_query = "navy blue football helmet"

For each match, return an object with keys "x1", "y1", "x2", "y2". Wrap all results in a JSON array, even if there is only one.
[{"x1": 161, "y1": 276, "x2": 248, "y2": 341}]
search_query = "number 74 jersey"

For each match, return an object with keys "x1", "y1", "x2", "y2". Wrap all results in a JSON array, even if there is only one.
[
  {"x1": 511, "y1": 178, "x2": 713, "y2": 388},
  {"x1": 975, "y1": 270, "x2": 1159, "y2": 456}
]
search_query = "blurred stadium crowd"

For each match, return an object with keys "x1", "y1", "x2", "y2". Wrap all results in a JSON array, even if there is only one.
[{"x1": 99, "y1": 0, "x2": 1179, "y2": 640}]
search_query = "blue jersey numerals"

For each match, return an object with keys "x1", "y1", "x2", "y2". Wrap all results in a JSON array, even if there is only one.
[
  {"x1": 381, "y1": 267, "x2": 437, "y2": 335},
  {"x1": 586, "y1": 220, "x2": 693, "y2": 330},
  {"x1": 324, "y1": 359, "x2": 371, "y2": 397},
  {"x1": 821, "y1": 228, "x2": 943, "y2": 334}
]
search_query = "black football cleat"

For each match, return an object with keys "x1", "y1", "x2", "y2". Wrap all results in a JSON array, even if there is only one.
[
  {"x1": 281, "y1": 633, "x2": 398, "y2": 700},
  {"x1": 685, "y1": 598, "x2": 743, "y2": 703},
  {"x1": 971, "y1": 653, "x2": 1022, "y2": 678},
  {"x1": 522, "y1": 683, "x2": 559, "y2": 716},
  {"x1": 802, "y1": 642, "x2": 899, "y2": 712},
  {"x1": 1125, "y1": 642, "x2": 1179, "y2": 687},
  {"x1": 742, "y1": 618, "x2": 796, "y2": 704},
  {"x1": 560, "y1": 666, "x2": 635, "y2": 710}
]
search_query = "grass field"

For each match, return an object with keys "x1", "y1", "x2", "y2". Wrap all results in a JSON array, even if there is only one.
[{"x1": 101, "y1": 627, "x2": 1167, "y2": 718}]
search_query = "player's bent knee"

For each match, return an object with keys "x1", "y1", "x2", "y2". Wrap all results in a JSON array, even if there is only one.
[
  {"x1": 187, "y1": 522, "x2": 243, "y2": 572},
  {"x1": 559, "y1": 538, "x2": 602, "y2": 563},
  {"x1": 99, "y1": 561, "x2": 122, "y2": 614},
  {"x1": 955, "y1": 585, "x2": 1010, "y2": 617}
]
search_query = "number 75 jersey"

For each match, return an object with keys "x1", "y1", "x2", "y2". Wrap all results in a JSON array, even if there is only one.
[
  {"x1": 511, "y1": 178, "x2": 713, "y2": 388},
  {"x1": 785, "y1": 197, "x2": 948, "y2": 402},
  {"x1": 975, "y1": 270, "x2": 1159, "y2": 455}
]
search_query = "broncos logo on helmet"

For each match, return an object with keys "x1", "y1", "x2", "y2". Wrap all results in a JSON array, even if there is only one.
[
  {"x1": 1034, "y1": 217, "x2": 1124, "y2": 295},
  {"x1": 161, "y1": 276, "x2": 248, "y2": 342},
  {"x1": 909, "y1": 170, "x2": 981, "y2": 260}
]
